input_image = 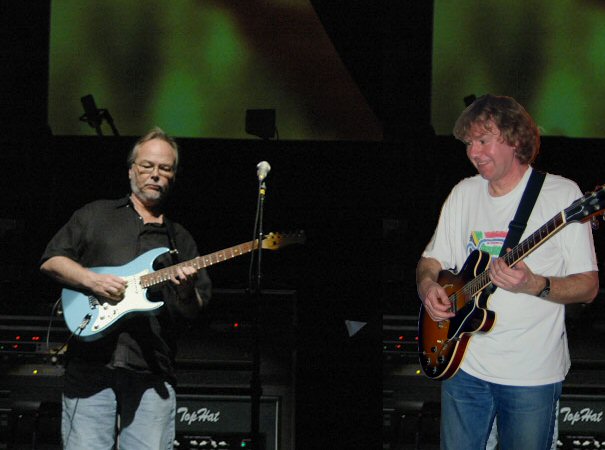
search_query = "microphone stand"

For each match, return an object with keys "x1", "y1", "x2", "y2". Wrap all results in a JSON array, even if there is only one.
[
  {"x1": 249, "y1": 178, "x2": 266, "y2": 449},
  {"x1": 79, "y1": 111, "x2": 103, "y2": 136},
  {"x1": 101, "y1": 109, "x2": 120, "y2": 136},
  {"x1": 78, "y1": 109, "x2": 120, "y2": 136}
]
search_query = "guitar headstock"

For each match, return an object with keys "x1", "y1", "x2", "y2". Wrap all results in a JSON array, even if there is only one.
[
  {"x1": 565, "y1": 185, "x2": 605, "y2": 224},
  {"x1": 262, "y1": 230, "x2": 306, "y2": 250}
]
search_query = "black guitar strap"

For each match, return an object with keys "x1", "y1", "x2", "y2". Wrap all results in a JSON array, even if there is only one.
[
  {"x1": 499, "y1": 168, "x2": 546, "y2": 257},
  {"x1": 164, "y1": 217, "x2": 181, "y2": 264},
  {"x1": 483, "y1": 169, "x2": 546, "y2": 296}
]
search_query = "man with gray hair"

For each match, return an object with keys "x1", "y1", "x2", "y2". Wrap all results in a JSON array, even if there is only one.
[{"x1": 41, "y1": 127, "x2": 211, "y2": 449}]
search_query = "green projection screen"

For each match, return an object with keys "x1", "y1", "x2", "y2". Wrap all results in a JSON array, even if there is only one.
[
  {"x1": 432, "y1": 0, "x2": 605, "y2": 138},
  {"x1": 49, "y1": 0, "x2": 381, "y2": 140}
]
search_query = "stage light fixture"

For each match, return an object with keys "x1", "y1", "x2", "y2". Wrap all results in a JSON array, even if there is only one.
[{"x1": 245, "y1": 109, "x2": 276, "y2": 140}]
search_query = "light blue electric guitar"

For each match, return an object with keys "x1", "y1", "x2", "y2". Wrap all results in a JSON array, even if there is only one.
[{"x1": 61, "y1": 231, "x2": 305, "y2": 341}]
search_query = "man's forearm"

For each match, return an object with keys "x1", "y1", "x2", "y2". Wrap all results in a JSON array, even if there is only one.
[
  {"x1": 416, "y1": 256, "x2": 443, "y2": 300},
  {"x1": 40, "y1": 256, "x2": 92, "y2": 290},
  {"x1": 537, "y1": 271, "x2": 599, "y2": 304}
]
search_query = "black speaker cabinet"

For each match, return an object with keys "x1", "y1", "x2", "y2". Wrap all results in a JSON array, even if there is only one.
[
  {"x1": 175, "y1": 394, "x2": 280, "y2": 450},
  {"x1": 558, "y1": 396, "x2": 605, "y2": 449}
]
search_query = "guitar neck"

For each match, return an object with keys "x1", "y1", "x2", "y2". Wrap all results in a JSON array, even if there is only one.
[
  {"x1": 140, "y1": 240, "x2": 258, "y2": 288},
  {"x1": 463, "y1": 211, "x2": 568, "y2": 298}
]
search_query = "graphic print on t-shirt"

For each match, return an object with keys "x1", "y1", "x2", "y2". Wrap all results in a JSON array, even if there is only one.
[{"x1": 467, "y1": 230, "x2": 507, "y2": 258}]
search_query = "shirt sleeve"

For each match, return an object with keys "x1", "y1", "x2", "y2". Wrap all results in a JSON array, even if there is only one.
[
  {"x1": 422, "y1": 185, "x2": 461, "y2": 271},
  {"x1": 522, "y1": 176, "x2": 599, "y2": 278},
  {"x1": 555, "y1": 184, "x2": 599, "y2": 276},
  {"x1": 40, "y1": 205, "x2": 90, "y2": 265}
]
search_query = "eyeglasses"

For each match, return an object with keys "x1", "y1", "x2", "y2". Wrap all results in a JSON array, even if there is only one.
[{"x1": 133, "y1": 162, "x2": 175, "y2": 176}]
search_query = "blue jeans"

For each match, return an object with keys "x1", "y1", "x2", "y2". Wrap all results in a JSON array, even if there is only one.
[
  {"x1": 487, "y1": 401, "x2": 559, "y2": 450},
  {"x1": 62, "y1": 373, "x2": 176, "y2": 450},
  {"x1": 441, "y1": 370, "x2": 561, "y2": 450}
]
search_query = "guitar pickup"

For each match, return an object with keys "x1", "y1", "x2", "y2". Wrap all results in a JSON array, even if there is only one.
[{"x1": 88, "y1": 296, "x2": 100, "y2": 309}]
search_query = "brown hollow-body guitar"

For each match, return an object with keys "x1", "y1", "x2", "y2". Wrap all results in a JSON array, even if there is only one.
[{"x1": 418, "y1": 184, "x2": 605, "y2": 380}]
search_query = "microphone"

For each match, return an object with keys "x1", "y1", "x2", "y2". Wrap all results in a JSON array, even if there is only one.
[{"x1": 256, "y1": 161, "x2": 271, "y2": 181}]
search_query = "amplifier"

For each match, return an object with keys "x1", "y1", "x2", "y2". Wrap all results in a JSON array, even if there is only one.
[
  {"x1": 559, "y1": 399, "x2": 605, "y2": 434},
  {"x1": 557, "y1": 396, "x2": 605, "y2": 449},
  {"x1": 175, "y1": 394, "x2": 280, "y2": 450},
  {"x1": 383, "y1": 314, "x2": 419, "y2": 366},
  {"x1": 0, "y1": 314, "x2": 68, "y2": 366},
  {"x1": 176, "y1": 289, "x2": 296, "y2": 388}
]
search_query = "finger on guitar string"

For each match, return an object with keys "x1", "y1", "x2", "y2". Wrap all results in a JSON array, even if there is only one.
[
  {"x1": 169, "y1": 266, "x2": 199, "y2": 301},
  {"x1": 170, "y1": 266, "x2": 198, "y2": 285},
  {"x1": 489, "y1": 257, "x2": 536, "y2": 294},
  {"x1": 423, "y1": 282, "x2": 455, "y2": 321}
]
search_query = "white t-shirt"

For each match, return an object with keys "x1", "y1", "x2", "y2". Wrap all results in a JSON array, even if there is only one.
[{"x1": 422, "y1": 167, "x2": 598, "y2": 386}]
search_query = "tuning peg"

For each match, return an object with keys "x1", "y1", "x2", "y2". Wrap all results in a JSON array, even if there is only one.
[{"x1": 591, "y1": 216, "x2": 600, "y2": 230}]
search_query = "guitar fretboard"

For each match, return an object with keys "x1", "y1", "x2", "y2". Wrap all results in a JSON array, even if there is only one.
[
  {"x1": 139, "y1": 240, "x2": 259, "y2": 288},
  {"x1": 453, "y1": 211, "x2": 567, "y2": 303}
]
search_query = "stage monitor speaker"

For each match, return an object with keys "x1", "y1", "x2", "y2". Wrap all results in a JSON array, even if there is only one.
[
  {"x1": 176, "y1": 394, "x2": 280, "y2": 450},
  {"x1": 245, "y1": 109, "x2": 276, "y2": 140}
]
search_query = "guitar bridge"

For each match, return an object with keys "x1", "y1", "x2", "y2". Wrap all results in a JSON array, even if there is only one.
[{"x1": 437, "y1": 339, "x2": 456, "y2": 356}]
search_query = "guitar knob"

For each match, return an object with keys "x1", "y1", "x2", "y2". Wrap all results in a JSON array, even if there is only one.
[
  {"x1": 430, "y1": 346, "x2": 437, "y2": 353},
  {"x1": 437, "y1": 356, "x2": 445, "y2": 364}
]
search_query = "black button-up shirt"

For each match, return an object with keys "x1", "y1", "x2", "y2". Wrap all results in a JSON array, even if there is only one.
[{"x1": 41, "y1": 196, "x2": 211, "y2": 396}]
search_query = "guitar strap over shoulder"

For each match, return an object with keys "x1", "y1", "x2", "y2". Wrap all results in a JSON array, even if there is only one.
[
  {"x1": 164, "y1": 218, "x2": 181, "y2": 264},
  {"x1": 499, "y1": 169, "x2": 546, "y2": 257}
]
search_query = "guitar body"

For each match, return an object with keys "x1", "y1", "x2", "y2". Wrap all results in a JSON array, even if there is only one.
[
  {"x1": 62, "y1": 247, "x2": 168, "y2": 341},
  {"x1": 418, "y1": 250, "x2": 496, "y2": 380}
]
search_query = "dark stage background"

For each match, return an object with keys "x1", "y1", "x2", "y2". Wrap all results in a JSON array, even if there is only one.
[{"x1": 2, "y1": 2, "x2": 605, "y2": 449}]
